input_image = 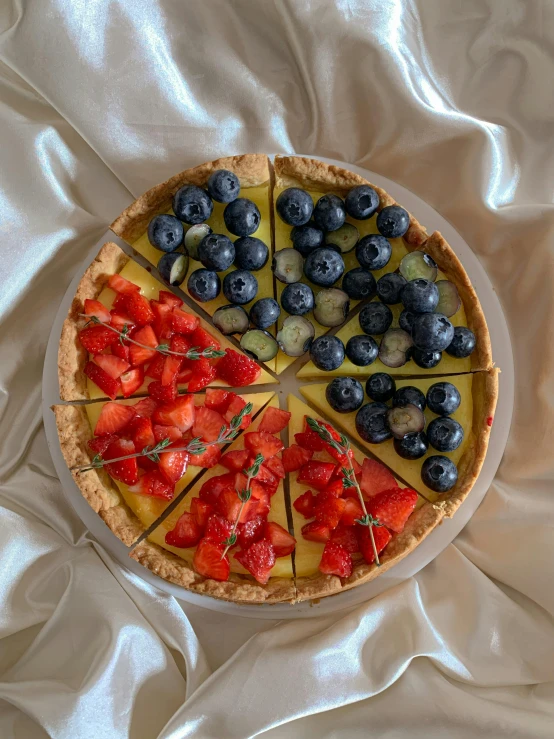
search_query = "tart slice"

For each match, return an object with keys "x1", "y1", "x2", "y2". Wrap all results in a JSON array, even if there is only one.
[
  {"x1": 130, "y1": 396, "x2": 296, "y2": 603},
  {"x1": 53, "y1": 391, "x2": 274, "y2": 545},
  {"x1": 58, "y1": 242, "x2": 275, "y2": 401}
]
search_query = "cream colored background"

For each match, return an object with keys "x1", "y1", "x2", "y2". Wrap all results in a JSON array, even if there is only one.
[{"x1": 1, "y1": 1, "x2": 553, "y2": 737}]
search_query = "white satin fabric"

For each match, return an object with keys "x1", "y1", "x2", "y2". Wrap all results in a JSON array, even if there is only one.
[{"x1": 0, "y1": 1, "x2": 553, "y2": 737}]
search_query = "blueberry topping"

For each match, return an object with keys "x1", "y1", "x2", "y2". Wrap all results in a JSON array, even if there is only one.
[
  {"x1": 148, "y1": 214, "x2": 184, "y2": 252},
  {"x1": 356, "y1": 234, "x2": 392, "y2": 271},
  {"x1": 273, "y1": 248, "x2": 304, "y2": 284},
  {"x1": 342, "y1": 268, "x2": 377, "y2": 301},
  {"x1": 345, "y1": 335, "x2": 378, "y2": 366},
  {"x1": 412, "y1": 348, "x2": 442, "y2": 369},
  {"x1": 276, "y1": 188, "x2": 314, "y2": 226},
  {"x1": 421, "y1": 456, "x2": 458, "y2": 492},
  {"x1": 399, "y1": 251, "x2": 438, "y2": 282},
  {"x1": 412, "y1": 313, "x2": 455, "y2": 353},
  {"x1": 376, "y1": 205, "x2": 410, "y2": 238},
  {"x1": 446, "y1": 327, "x2": 476, "y2": 358},
  {"x1": 426, "y1": 382, "x2": 461, "y2": 416},
  {"x1": 234, "y1": 236, "x2": 269, "y2": 271},
  {"x1": 401, "y1": 279, "x2": 439, "y2": 313},
  {"x1": 309, "y1": 336, "x2": 345, "y2": 371},
  {"x1": 185, "y1": 224, "x2": 212, "y2": 260},
  {"x1": 313, "y1": 288, "x2": 350, "y2": 327},
  {"x1": 281, "y1": 282, "x2": 314, "y2": 316},
  {"x1": 355, "y1": 402, "x2": 392, "y2": 444},
  {"x1": 359, "y1": 302, "x2": 393, "y2": 335},
  {"x1": 345, "y1": 185, "x2": 380, "y2": 220},
  {"x1": 212, "y1": 305, "x2": 249, "y2": 335},
  {"x1": 435, "y1": 280, "x2": 461, "y2": 317},
  {"x1": 198, "y1": 233, "x2": 235, "y2": 271},
  {"x1": 394, "y1": 431, "x2": 429, "y2": 460},
  {"x1": 207, "y1": 169, "x2": 240, "y2": 203},
  {"x1": 222, "y1": 270, "x2": 258, "y2": 304},
  {"x1": 173, "y1": 185, "x2": 213, "y2": 225},
  {"x1": 249, "y1": 298, "x2": 280, "y2": 329},
  {"x1": 187, "y1": 268, "x2": 220, "y2": 302},
  {"x1": 276, "y1": 316, "x2": 315, "y2": 356},
  {"x1": 376, "y1": 272, "x2": 407, "y2": 304},
  {"x1": 223, "y1": 198, "x2": 260, "y2": 237},
  {"x1": 304, "y1": 247, "x2": 345, "y2": 287},
  {"x1": 326, "y1": 377, "x2": 364, "y2": 413},
  {"x1": 325, "y1": 223, "x2": 359, "y2": 253},
  {"x1": 291, "y1": 222, "x2": 325, "y2": 257},
  {"x1": 387, "y1": 404, "x2": 425, "y2": 439},
  {"x1": 240, "y1": 329, "x2": 279, "y2": 362},
  {"x1": 366, "y1": 373, "x2": 396, "y2": 402},
  {"x1": 393, "y1": 386, "x2": 426, "y2": 412},
  {"x1": 379, "y1": 328, "x2": 413, "y2": 368},
  {"x1": 427, "y1": 417, "x2": 464, "y2": 452},
  {"x1": 399, "y1": 309, "x2": 416, "y2": 334},
  {"x1": 158, "y1": 252, "x2": 188, "y2": 286},
  {"x1": 313, "y1": 194, "x2": 346, "y2": 232}
]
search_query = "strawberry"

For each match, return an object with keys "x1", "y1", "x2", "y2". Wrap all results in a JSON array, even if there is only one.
[
  {"x1": 151, "y1": 301, "x2": 173, "y2": 341},
  {"x1": 112, "y1": 292, "x2": 129, "y2": 311},
  {"x1": 323, "y1": 479, "x2": 345, "y2": 498},
  {"x1": 220, "y1": 449, "x2": 250, "y2": 471},
  {"x1": 367, "y1": 487, "x2": 418, "y2": 533},
  {"x1": 128, "y1": 416, "x2": 155, "y2": 450},
  {"x1": 133, "y1": 397, "x2": 158, "y2": 418},
  {"x1": 341, "y1": 497, "x2": 364, "y2": 526},
  {"x1": 297, "y1": 461, "x2": 336, "y2": 491},
  {"x1": 176, "y1": 367, "x2": 193, "y2": 384},
  {"x1": 125, "y1": 291, "x2": 155, "y2": 326},
  {"x1": 249, "y1": 480, "x2": 271, "y2": 516},
  {"x1": 84, "y1": 361, "x2": 120, "y2": 399},
  {"x1": 171, "y1": 335, "x2": 191, "y2": 354},
  {"x1": 258, "y1": 407, "x2": 291, "y2": 434},
  {"x1": 94, "y1": 401, "x2": 135, "y2": 436},
  {"x1": 84, "y1": 298, "x2": 111, "y2": 323},
  {"x1": 358, "y1": 524, "x2": 392, "y2": 564},
  {"x1": 190, "y1": 498, "x2": 213, "y2": 532},
  {"x1": 193, "y1": 539, "x2": 230, "y2": 581},
  {"x1": 129, "y1": 325, "x2": 158, "y2": 366},
  {"x1": 264, "y1": 455, "x2": 285, "y2": 479},
  {"x1": 93, "y1": 354, "x2": 130, "y2": 379},
  {"x1": 172, "y1": 307, "x2": 199, "y2": 334},
  {"x1": 205, "y1": 388, "x2": 232, "y2": 414},
  {"x1": 110, "y1": 339, "x2": 131, "y2": 362},
  {"x1": 104, "y1": 439, "x2": 139, "y2": 485},
  {"x1": 152, "y1": 394, "x2": 195, "y2": 432},
  {"x1": 128, "y1": 470, "x2": 174, "y2": 499},
  {"x1": 109, "y1": 312, "x2": 135, "y2": 332},
  {"x1": 301, "y1": 520, "x2": 330, "y2": 543},
  {"x1": 159, "y1": 448, "x2": 189, "y2": 484},
  {"x1": 165, "y1": 511, "x2": 201, "y2": 548},
  {"x1": 293, "y1": 490, "x2": 316, "y2": 518},
  {"x1": 79, "y1": 325, "x2": 116, "y2": 353},
  {"x1": 145, "y1": 353, "x2": 165, "y2": 380},
  {"x1": 159, "y1": 290, "x2": 183, "y2": 309},
  {"x1": 319, "y1": 541, "x2": 352, "y2": 578},
  {"x1": 360, "y1": 458, "x2": 397, "y2": 498},
  {"x1": 191, "y1": 446, "x2": 221, "y2": 468},
  {"x1": 193, "y1": 406, "x2": 227, "y2": 442},
  {"x1": 330, "y1": 525, "x2": 359, "y2": 553},
  {"x1": 244, "y1": 431, "x2": 284, "y2": 459},
  {"x1": 237, "y1": 516, "x2": 265, "y2": 549},
  {"x1": 204, "y1": 513, "x2": 233, "y2": 544},
  {"x1": 351, "y1": 457, "x2": 362, "y2": 476},
  {"x1": 255, "y1": 463, "x2": 278, "y2": 488},
  {"x1": 107, "y1": 274, "x2": 140, "y2": 294},
  {"x1": 294, "y1": 430, "x2": 327, "y2": 452},
  {"x1": 324, "y1": 441, "x2": 361, "y2": 474},
  {"x1": 314, "y1": 496, "x2": 346, "y2": 529},
  {"x1": 153, "y1": 424, "x2": 182, "y2": 443},
  {"x1": 215, "y1": 349, "x2": 260, "y2": 386},
  {"x1": 191, "y1": 325, "x2": 220, "y2": 351},
  {"x1": 162, "y1": 355, "x2": 183, "y2": 386},
  {"x1": 198, "y1": 473, "x2": 236, "y2": 507},
  {"x1": 224, "y1": 394, "x2": 252, "y2": 429},
  {"x1": 217, "y1": 488, "x2": 257, "y2": 524},
  {"x1": 88, "y1": 433, "x2": 119, "y2": 455},
  {"x1": 234, "y1": 539, "x2": 276, "y2": 584},
  {"x1": 188, "y1": 360, "x2": 217, "y2": 392},
  {"x1": 148, "y1": 380, "x2": 178, "y2": 403},
  {"x1": 264, "y1": 522, "x2": 296, "y2": 557},
  {"x1": 120, "y1": 367, "x2": 144, "y2": 398},
  {"x1": 282, "y1": 445, "x2": 313, "y2": 472}
]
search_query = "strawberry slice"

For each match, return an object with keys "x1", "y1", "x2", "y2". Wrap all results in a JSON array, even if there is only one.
[
  {"x1": 330, "y1": 525, "x2": 359, "y2": 553},
  {"x1": 84, "y1": 361, "x2": 120, "y2": 399},
  {"x1": 359, "y1": 458, "x2": 397, "y2": 498},
  {"x1": 84, "y1": 299, "x2": 111, "y2": 323},
  {"x1": 191, "y1": 446, "x2": 221, "y2": 468},
  {"x1": 301, "y1": 520, "x2": 330, "y2": 543},
  {"x1": 237, "y1": 516, "x2": 265, "y2": 549},
  {"x1": 120, "y1": 367, "x2": 144, "y2": 398},
  {"x1": 193, "y1": 406, "x2": 227, "y2": 442},
  {"x1": 88, "y1": 433, "x2": 119, "y2": 456},
  {"x1": 244, "y1": 431, "x2": 284, "y2": 459},
  {"x1": 366, "y1": 487, "x2": 418, "y2": 533},
  {"x1": 319, "y1": 541, "x2": 352, "y2": 578},
  {"x1": 129, "y1": 325, "x2": 158, "y2": 366},
  {"x1": 153, "y1": 424, "x2": 182, "y2": 443},
  {"x1": 204, "y1": 513, "x2": 233, "y2": 544},
  {"x1": 148, "y1": 380, "x2": 178, "y2": 403},
  {"x1": 341, "y1": 497, "x2": 364, "y2": 526},
  {"x1": 264, "y1": 455, "x2": 285, "y2": 479},
  {"x1": 358, "y1": 524, "x2": 392, "y2": 564},
  {"x1": 193, "y1": 539, "x2": 230, "y2": 581},
  {"x1": 234, "y1": 539, "x2": 276, "y2": 584},
  {"x1": 224, "y1": 395, "x2": 252, "y2": 429},
  {"x1": 264, "y1": 522, "x2": 296, "y2": 557},
  {"x1": 104, "y1": 439, "x2": 139, "y2": 485},
  {"x1": 191, "y1": 325, "x2": 220, "y2": 351},
  {"x1": 258, "y1": 407, "x2": 291, "y2": 434},
  {"x1": 145, "y1": 353, "x2": 165, "y2": 380},
  {"x1": 152, "y1": 394, "x2": 195, "y2": 432},
  {"x1": 128, "y1": 416, "x2": 155, "y2": 450},
  {"x1": 159, "y1": 290, "x2": 183, "y2": 309},
  {"x1": 198, "y1": 473, "x2": 237, "y2": 507},
  {"x1": 151, "y1": 301, "x2": 173, "y2": 341},
  {"x1": 79, "y1": 325, "x2": 116, "y2": 353},
  {"x1": 128, "y1": 470, "x2": 174, "y2": 499},
  {"x1": 108, "y1": 274, "x2": 140, "y2": 294},
  {"x1": 205, "y1": 388, "x2": 232, "y2": 414},
  {"x1": 282, "y1": 445, "x2": 313, "y2": 472},
  {"x1": 297, "y1": 461, "x2": 336, "y2": 491},
  {"x1": 110, "y1": 339, "x2": 131, "y2": 362},
  {"x1": 125, "y1": 291, "x2": 155, "y2": 326},
  {"x1": 133, "y1": 397, "x2": 158, "y2": 418},
  {"x1": 188, "y1": 359, "x2": 217, "y2": 392},
  {"x1": 94, "y1": 401, "x2": 135, "y2": 436},
  {"x1": 190, "y1": 498, "x2": 213, "y2": 532},
  {"x1": 220, "y1": 449, "x2": 250, "y2": 471},
  {"x1": 314, "y1": 496, "x2": 346, "y2": 529},
  {"x1": 165, "y1": 511, "x2": 201, "y2": 548},
  {"x1": 93, "y1": 354, "x2": 130, "y2": 379},
  {"x1": 109, "y1": 312, "x2": 135, "y2": 332},
  {"x1": 293, "y1": 490, "x2": 316, "y2": 518},
  {"x1": 294, "y1": 430, "x2": 327, "y2": 452},
  {"x1": 159, "y1": 448, "x2": 189, "y2": 484},
  {"x1": 172, "y1": 307, "x2": 199, "y2": 334},
  {"x1": 215, "y1": 349, "x2": 260, "y2": 387}
]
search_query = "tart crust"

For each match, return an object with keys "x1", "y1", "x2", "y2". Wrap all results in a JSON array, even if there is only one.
[{"x1": 111, "y1": 154, "x2": 270, "y2": 243}]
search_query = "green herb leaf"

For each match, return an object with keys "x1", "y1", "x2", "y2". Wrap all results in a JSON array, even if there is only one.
[{"x1": 223, "y1": 533, "x2": 237, "y2": 548}]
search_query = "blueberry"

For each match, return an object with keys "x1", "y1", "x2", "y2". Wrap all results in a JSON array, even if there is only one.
[
  {"x1": 394, "y1": 431, "x2": 429, "y2": 460},
  {"x1": 427, "y1": 417, "x2": 464, "y2": 452},
  {"x1": 326, "y1": 377, "x2": 364, "y2": 413},
  {"x1": 379, "y1": 329, "x2": 413, "y2": 368},
  {"x1": 234, "y1": 236, "x2": 269, "y2": 271},
  {"x1": 366, "y1": 373, "x2": 396, "y2": 402},
  {"x1": 273, "y1": 249, "x2": 303, "y2": 284},
  {"x1": 345, "y1": 335, "x2": 378, "y2": 366},
  {"x1": 197, "y1": 233, "x2": 235, "y2": 271},
  {"x1": 173, "y1": 185, "x2": 213, "y2": 225},
  {"x1": 376, "y1": 273, "x2": 407, "y2": 304},
  {"x1": 426, "y1": 382, "x2": 461, "y2": 416},
  {"x1": 393, "y1": 386, "x2": 426, "y2": 412},
  {"x1": 376, "y1": 205, "x2": 409, "y2": 238},
  {"x1": 412, "y1": 313, "x2": 455, "y2": 352},
  {"x1": 342, "y1": 268, "x2": 376, "y2": 301},
  {"x1": 224, "y1": 198, "x2": 260, "y2": 237},
  {"x1": 309, "y1": 336, "x2": 345, "y2": 371},
  {"x1": 412, "y1": 349, "x2": 442, "y2": 369},
  {"x1": 222, "y1": 270, "x2": 258, "y2": 304},
  {"x1": 147, "y1": 214, "x2": 184, "y2": 252},
  {"x1": 277, "y1": 316, "x2": 315, "y2": 356},
  {"x1": 158, "y1": 252, "x2": 188, "y2": 286},
  {"x1": 356, "y1": 234, "x2": 392, "y2": 271},
  {"x1": 291, "y1": 222, "x2": 324, "y2": 256},
  {"x1": 399, "y1": 309, "x2": 416, "y2": 333},
  {"x1": 207, "y1": 169, "x2": 240, "y2": 203},
  {"x1": 187, "y1": 268, "x2": 220, "y2": 302},
  {"x1": 446, "y1": 327, "x2": 476, "y2": 358},
  {"x1": 276, "y1": 188, "x2": 313, "y2": 226},
  {"x1": 304, "y1": 247, "x2": 345, "y2": 287},
  {"x1": 313, "y1": 288, "x2": 349, "y2": 327},
  {"x1": 359, "y1": 302, "x2": 393, "y2": 335},
  {"x1": 422, "y1": 456, "x2": 458, "y2": 492},
  {"x1": 313, "y1": 194, "x2": 346, "y2": 232},
  {"x1": 250, "y1": 298, "x2": 280, "y2": 329},
  {"x1": 387, "y1": 404, "x2": 425, "y2": 439},
  {"x1": 212, "y1": 305, "x2": 249, "y2": 335},
  {"x1": 401, "y1": 279, "x2": 439, "y2": 313},
  {"x1": 345, "y1": 185, "x2": 379, "y2": 220},
  {"x1": 281, "y1": 282, "x2": 314, "y2": 316},
  {"x1": 355, "y1": 402, "x2": 392, "y2": 444}
]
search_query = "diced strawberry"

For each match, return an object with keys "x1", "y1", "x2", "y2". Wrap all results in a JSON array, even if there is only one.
[
  {"x1": 220, "y1": 449, "x2": 250, "y2": 471},
  {"x1": 351, "y1": 457, "x2": 362, "y2": 476},
  {"x1": 162, "y1": 355, "x2": 183, "y2": 386},
  {"x1": 153, "y1": 424, "x2": 182, "y2": 443},
  {"x1": 176, "y1": 367, "x2": 193, "y2": 384},
  {"x1": 301, "y1": 520, "x2": 330, "y2": 543},
  {"x1": 258, "y1": 407, "x2": 291, "y2": 434},
  {"x1": 191, "y1": 325, "x2": 220, "y2": 351},
  {"x1": 249, "y1": 480, "x2": 271, "y2": 515},
  {"x1": 110, "y1": 339, "x2": 131, "y2": 362},
  {"x1": 145, "y1": 353, "x2": 165, "y2": 380},
  {"x1": 234, "y1": 539, "x2": 276, "y2": 584},
  {"x1": 330, "y1": 525, "x2": 359, "y2": 553},
  {"x1": 84, "y1": 361, "x2": 120, "y2": 399},
  {"x1": 217, "y1": 488, "x2": 258, "y2": 524},
  {"x1": 264, "y1": 522, "x2": 296, "y2": 557},
  {"x1": 93, "y1": 354, "x2": 130, "y2": 380},
  {"x1": 324, "y1": 441, "x2": 361, "y2": 474},
  {"x1": 314, "y1": 496, "x2": 346, "y2": 529},
  {"x1": 293, "y1": 490, "x2": 316, "y2": 518},
  {"x1": 128, "y1": 416, "x2": 155, "y2": 450},
  {"x1": 367, "y1": 487, "x2": 418, "y2": 533},
  {"x1": 107, "y1": 274, "x2": 140, "y2": 294},
  {"x1": 190, "y1": 498, "x2": 213, "y2": 532},
  {"x1": 170, "y1": 335, "x2": 191, "y2": 354},
  {"x1": 120, "y1": 367, "x2": 144, "y2": 398},
  {"x1": 148, "y1": 380, "x2": 178, "y2": 403},
  {"x1": 172, "y1": 307, "x2": 199, "y2": 334},
  {"x1": 237, "y1": 516, "x2": 265, "y2": 549},
  {"x1": 94, "y1": 401, "x2": 136, "y2": 436},
  {"x1": 264, "y1": 455, "x2": 285, "y2": 479},
  {"x1": 159, "y1": 448, "x2": 189, "y2": 484},
  {"x1": 294, "y1": 430, "x2": 327, "y2": 452},
  {"x1": 198, "y1": 473, "x2": 237, "y2": 507},
  {"x1": 112, "y1": 292, "x2": 129, "y2": 311},
  {"x1": 360, "y1": 458, "x2": 397, "y2": 498},
  {"x1": 205, "y1": 388, "x2": 232, "y2": 414},
  {"x1": 216, "y1": 349, "x2": 261, "y2": 387},
  {"x1": 193, "y1": 539, "x2": 230, "y2": 581},
  {"x1": 193, "y1": 406, "x2": 227, "y2": 442},
  {"x1": 319, "y1": 541, "x2": 352, "y2": 578},
  {"x1": 104, "y1": 438, "x2": 139, "y2": 486},
  {"x1": 323, "y1": 479, "x2": 345, "y2": 498},
  {"x1": 151, "y1": 301, "x2": 173, "y2": 341},
  {"x1": 88, "y1": 433, "x2": 119, "y2": 456},
  {"x1": 297, "y1": 461, "x2": 336, "y2": 491},
  {"x1": 109, "y1": 312, "x2": 135, "y2": 332},
  {"x1": 129, "y1": 325, "x2": 158, "y2": 366},
  {"x1": 191, "y1": 446, "x2": 221, "y2": 468},
  {"x1": 133, "y1": 397, "x2": 158, "y2": 418},
  {"x1": 84, "y1": 299, "x2": 111, "y2": 323},
  {"x1": 255, "y1": 463, "x2": 277, "y2": 488},
  {"x1": 125, "y1": 291, "x2": 155, "y2": 326},
  {"x1": 152, "y1": 394, "x2": 195, "y2": 432},
  {"x1": 358, "y1": 525, "x2": 392, "y2": 565},
  {"x1": 244, "y1": 431, "x2": 284, "y2": 459},
  {"x1": 165, "y1": 511, "x2": 201, "y2": 548},
  {"x1": 224, "y1": 395, "x2": 252, "y2": 429},
  {"x1": 341, "y1": 497, "x2": 364, "y2": 526},
  {"x1": 204, "y1": 513, "x2": 233, "y2": 544},
  {"x1": 159, "y1": 290, "x2": 183, "y2": 309},
  {"x1": 128, "y1": 470, "x2": 174, "y2": 500},
  {"x1": 188, "y1": 360, "x2": 217, "y2": 392},
  {"x1": 79, "y1": 325, "x2": 116, "y2": 353},
  {"x1": 137, "y1": 454, "x2": 158, "y2": 472},
  {"x1": 282, "y1": 445, "x2": 313, "y2": 472}
]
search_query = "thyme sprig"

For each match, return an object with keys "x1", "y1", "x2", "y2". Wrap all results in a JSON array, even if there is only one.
[{"x1": 221, "y1": 453, "x2": 265, "y2": 560}]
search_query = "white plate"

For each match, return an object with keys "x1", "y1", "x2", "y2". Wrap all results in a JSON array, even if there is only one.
[{"x1": 42, "y1": 156, "x2": 514, "y2": 619}]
